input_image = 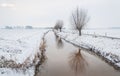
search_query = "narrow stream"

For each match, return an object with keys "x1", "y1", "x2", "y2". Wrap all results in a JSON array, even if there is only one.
[{"x1": 34, "y1": 31, "x2": 120, "y2": 76}]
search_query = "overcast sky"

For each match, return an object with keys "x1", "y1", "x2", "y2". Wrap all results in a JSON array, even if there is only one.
[{"x1": 0, "y1": 0, "x2": 120, "y2": 28}]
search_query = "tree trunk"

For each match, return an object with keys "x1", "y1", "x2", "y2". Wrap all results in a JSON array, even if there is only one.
[{"x1": 78, "y1": 30, "x2": 81, "y2": 36}]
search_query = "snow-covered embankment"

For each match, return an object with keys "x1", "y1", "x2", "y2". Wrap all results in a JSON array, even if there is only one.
[
  {"x1": 56, "y1": 31, "x2": 120, "y2": 70},
  {"x1": 0, "y1": 29, "x2": 49, "y2": 68}
]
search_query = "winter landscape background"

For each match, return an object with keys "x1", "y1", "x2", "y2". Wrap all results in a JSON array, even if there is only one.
[{"x1": 0, "y1": 0, "x2": 120, "y2": 76}]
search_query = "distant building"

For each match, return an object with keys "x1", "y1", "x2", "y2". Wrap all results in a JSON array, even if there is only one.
[{"x1": 25, "y1": 25, "x2": 33, "y2": 29}]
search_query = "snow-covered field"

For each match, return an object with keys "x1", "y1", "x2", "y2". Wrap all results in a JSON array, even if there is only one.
[
  {"x1": 0, "y1": 28, "x2": 120, "y2": 75},
  {"x1": 56, "y1": 29, "x2": 120, "y2": 70},
  {"x1": 83, "y1": 29, "x2": 120, "y2": 38},
  {"x1": 0, "y1": 29, "x2": 49, "y2": 76},
  {"x1": 63, "y1": 29, "x2": 120, "y2": 38}
]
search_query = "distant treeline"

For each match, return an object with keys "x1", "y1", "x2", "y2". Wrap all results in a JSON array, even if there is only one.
[
  {"x1": 1, "y1": 26, "x2": 52, "y2": 29},
  {"x1": 4, "y1": 25, "x2": 33, "y2": 29}
]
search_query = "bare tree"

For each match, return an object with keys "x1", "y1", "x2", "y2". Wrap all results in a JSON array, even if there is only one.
[
  {"x1": 71, "y1": 8, "x2": 89, "y2": 35},
  {"x1": 54, "y1": 20, "x2": 63, "y2": 32}
]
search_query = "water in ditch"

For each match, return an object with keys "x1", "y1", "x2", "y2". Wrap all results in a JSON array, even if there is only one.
[{"x1": 34, "y1": 31, "x2": 120, "y2": 76}]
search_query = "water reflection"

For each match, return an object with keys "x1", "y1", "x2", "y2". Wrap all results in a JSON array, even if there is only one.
[
  {"x1": 34, "y1": 37, "x2": 47, "y2": 76},
  {"x1": 54, "y1": 32, "x2": 64, "y2": 49},
  {"x1": 69, "y1": 49, "x2": 88, "y2": 76}
]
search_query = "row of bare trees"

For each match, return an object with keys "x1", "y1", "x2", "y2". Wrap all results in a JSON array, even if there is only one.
[
  {"x1": 54, "y1": 20, "x2": 63, "y2": 32},
  {"x1": 54, "y1": 7, "x2": 89, "y2": 36}
]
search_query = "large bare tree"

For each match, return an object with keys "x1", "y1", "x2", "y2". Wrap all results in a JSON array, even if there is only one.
[{"x1": 71, "y1": 8, "x2": 89, "y2": 35}]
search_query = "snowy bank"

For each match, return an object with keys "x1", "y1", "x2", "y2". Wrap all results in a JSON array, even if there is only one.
[
  {"x1": 0, "y1": 29, "x2": 49, "y2": 66},
  {"x1": 0, "y1": 29, "x2": 50, "y2": 76},
  {"x1": 56, "y1": 30, "x2": 120, "y2": 70}
]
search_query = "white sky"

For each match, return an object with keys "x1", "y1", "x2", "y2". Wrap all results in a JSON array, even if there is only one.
[{"x1": 0, "y1": 0, "x2": 120, "y2": 28}]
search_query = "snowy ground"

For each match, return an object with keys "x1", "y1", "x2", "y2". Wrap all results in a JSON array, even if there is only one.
[
  {"x1": 56, "y1": 29, "x2": 120, "y2": 70},
  {"x1": 82, "y1": 29, "x2": 120, "y2": 38},
  {"x1": 0, "y1": 29, "x2": 49, "y2": 76},
  {"x1": 63, "y1": 29, "x2": 120, "y2": 38},
  {"x1": 0, "y1": 29, "x2": 120, "y2": 75}
]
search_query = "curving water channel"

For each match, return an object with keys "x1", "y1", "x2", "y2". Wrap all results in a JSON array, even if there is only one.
[{"x1": 34, "y1": 31, "x2": 120, "y2": 76}]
